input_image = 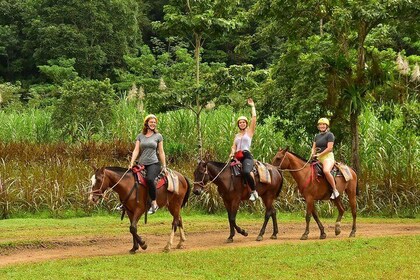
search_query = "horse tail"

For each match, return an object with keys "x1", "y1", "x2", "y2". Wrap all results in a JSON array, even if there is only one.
[
  {"x1": 356, "y1": 179, "x2": 360, "y2": 196},
  {"x1": 181, "y1": 176, "x2": 192, "y2": 208},
  {"x1": 275, "y1": 169, "x2": 284, "y2": 197}
]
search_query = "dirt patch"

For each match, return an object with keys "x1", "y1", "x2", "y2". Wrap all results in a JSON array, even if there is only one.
[{"x1": 0, "y1": 222, "x2": 418, "y2": 267}]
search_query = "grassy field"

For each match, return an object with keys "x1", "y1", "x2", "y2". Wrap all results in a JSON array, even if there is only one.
[{"x1": 0, "y1": 213, "x2": 419, "y2": 279}]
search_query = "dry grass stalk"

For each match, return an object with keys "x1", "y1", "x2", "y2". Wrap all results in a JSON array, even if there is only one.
[
  {"x1": 411, "y1": 63, "x2": 420, "y2": 82},
  {"x1": 396, "y1": 53, "x2": 409, "y2": 75}
]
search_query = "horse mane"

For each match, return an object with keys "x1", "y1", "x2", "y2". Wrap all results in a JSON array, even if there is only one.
[
  {"x1": 287, "y1": 151, "x2": 309, "y2": 162},
  {"x1": 208, "y1": 161, "x2": 227, "y2": 168},
  {"x1": 105, "y1": 166, "x2": 130, "y2": 174}
]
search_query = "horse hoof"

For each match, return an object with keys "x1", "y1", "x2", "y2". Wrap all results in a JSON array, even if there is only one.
[
  {"x1": 140, "y1": 244, "x2": 148, "y2": 250},
  {"x1": 349, "y1": 232, "x2": 356, "y2": 238},
  {"x1": 163, "y1": 246, "x2": 171, "y2": 253},
  {"x1": 129, "y1": 249, "x2": 137, "y2": 254},
  {"x1": 176, "y1": 244, "x2": 184, "y2": 249},
  {"x1": 335, "y1": 228, "x2": 341, "y2": 236},
  {"x1": 270, "y1": 235, "x2": 277, "y2": 240},
  {"x1": 242, "y1": 231, "x2": 248, "y2": 237},
  {"x1": 300, "y1": 235, "x2": 308, "y2": 240},
  {"x1": 226, "y1": 238, "x2": 234, "y2": 243},
  {"x1": 256, "y1": 235, "x2": 263, "y2": 241},
  {"x1": 320, "y1": 233, "x2": 326, "y2": 239}
]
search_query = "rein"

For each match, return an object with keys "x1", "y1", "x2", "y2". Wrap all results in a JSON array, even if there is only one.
[
  {"x1": 89, "y1": 168, "x2": 131, "y2": 200},
  {"x1": 194, "y1": 159, "x2": 230, "y2": 188}
]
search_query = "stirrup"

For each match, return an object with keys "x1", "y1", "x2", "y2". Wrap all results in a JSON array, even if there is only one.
[
  {"x1": 330, "y1": 190, "x2": 340, "y2": 200},
  {"x1": 148, "y1": 204, "x2": 159, "y2": 214},
  {"x1": 249, "y1": 191, "x2": 259, "y2": 202}
]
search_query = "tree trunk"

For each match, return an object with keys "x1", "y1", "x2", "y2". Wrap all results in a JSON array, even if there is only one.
[
  {"x1": 194, "y1": 32, "x2": 203, "y2": 158},
  {"x1": 350, "y1": 110, "x2": 361, "y2": 174},
  {"x1": 350, "y1": 20, "x2": 368, "y2": 176}
]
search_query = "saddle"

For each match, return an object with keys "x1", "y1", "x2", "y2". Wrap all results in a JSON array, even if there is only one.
[
  {"x1": 313, "y1": 161, "x2": 353, "y2": 181},
  {"x1": 131, "y1": 165, "x2": 179, "y2": 194},
  {"x1": 230, "y1": 160, "x2": 272, "y2": 184}
]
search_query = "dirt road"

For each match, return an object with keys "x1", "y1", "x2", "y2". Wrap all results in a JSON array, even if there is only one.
[{"x1": 1, "y1": 222, "x2": 418, "y2": 268}]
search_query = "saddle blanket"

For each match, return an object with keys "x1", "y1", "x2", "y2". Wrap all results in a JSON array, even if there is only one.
[
  {"x1": 132, "y1": 165, "x2": 179, "y2": 194},
  {"x1": 335, "y1": 162, "x2": 353, "y2": 181},
  {"x1": 255, "y1": 161, "x2": 271, "y2": 184}
]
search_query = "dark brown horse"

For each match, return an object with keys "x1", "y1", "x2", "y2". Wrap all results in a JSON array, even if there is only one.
[
  {"x1": 89, "y1": 166, "x2": 190, "y2": 253},
  {"x1": 193, "y1": 160, "x2": 283, "y2": 242},
  {"x1": 272, "y1": 148, "x2": 358, "y2": 240}
]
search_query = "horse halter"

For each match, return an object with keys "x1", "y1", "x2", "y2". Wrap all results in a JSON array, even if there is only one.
[
  {"x1": 193, "y1": 160, "x2": 230, "y2": 188},
  {"x1": 193, "y1": 165, "x2": 209, "y2": 187},
  {"x1": 89, "y1": 168, "x2": 130, "y2": 200}
]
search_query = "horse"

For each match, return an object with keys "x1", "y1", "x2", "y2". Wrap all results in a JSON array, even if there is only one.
[
  {"x1": 193, "y1": 160, "x2": 283, "y2": 243},
  {"x1": 89, "y1": 166, "x2": 191, "y2": 253},
  {"x1": 271, "y1": 148, "x2": 358, "y2": 240}
]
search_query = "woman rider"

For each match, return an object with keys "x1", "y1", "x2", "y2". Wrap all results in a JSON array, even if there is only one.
[
  {"x1": 311, "y1": 118, "x2": 339, "y2": 199},
  {"x1": 129, "y1": 114, "x2": 167, "y2": 214},
  {"x1": 229, "y1": 98, "x2": 258, "y2": 201}
]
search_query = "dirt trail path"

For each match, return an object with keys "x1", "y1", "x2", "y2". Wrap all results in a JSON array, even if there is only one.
[{"x1": 1, "y1": 222, "x2": 418, "y2": 267}]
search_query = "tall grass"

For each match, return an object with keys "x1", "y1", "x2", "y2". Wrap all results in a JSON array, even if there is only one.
[{"x1": 0, "y1": 100, "x2": 418, "y2": 217}]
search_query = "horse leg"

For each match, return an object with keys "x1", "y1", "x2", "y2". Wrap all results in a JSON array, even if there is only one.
[
  {"x1": 333, "y1": 196, "x2": 345, "y2": 236},
  {"x1": 257, "y1": 196, "x2": 277, "y2": 241},
  {"x1": 301, "y1": 199, "x2": 314, "y2": 240},
  {"x1": 176, "y1": 216, "x2": 187, "y2": 249},
  {"x1": 129, "y1": 215, "x2": 147, "y2": 253},
  {"x1": 312, "y1": 208, "x2": 326, "y2": 239},
  {"x1": 348, "y1": 191, "x2": 357, "y2": 237},
  {"x1": 163, "y1": 223, "x2": 176, "y2": 253},
  {"x1": 271, "y1": 208, "x2": 279, "y2": 239},
  {"x1": 226, "y1": 205, "x2": 247, "y2": 243}
]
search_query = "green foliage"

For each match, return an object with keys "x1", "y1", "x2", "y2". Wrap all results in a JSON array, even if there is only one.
[
  {"x1": 0, "y1": 82, "x2": 21, "y2": 109},
  {"x1": 51, "y1": 79, "x2": 116, "y2": 141},
  {"x1": 38, "y1": 58, "x2": 78, "y2": 84}
]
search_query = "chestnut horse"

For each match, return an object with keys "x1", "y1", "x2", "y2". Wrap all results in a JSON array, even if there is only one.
[
  {"x1": 193, "y1": 160, "x2": 283, "y2": 242},
  {"x1": 272, "y1": 148, "x2": 358, "y2": 240},
  {"x1": 89, "y1": 166, "x2": 190, "y2": 253}
]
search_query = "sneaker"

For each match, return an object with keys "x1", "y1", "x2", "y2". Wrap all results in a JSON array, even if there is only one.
[
  {"x1": 249, "y1": 191, "x2": 259, "y2": 202},
  {"x1": 330, "y1": 190, "x2": 340, "y2": 199},
  {"x1": 147, "y1": 204, "x2": 159, "y2": 214}
]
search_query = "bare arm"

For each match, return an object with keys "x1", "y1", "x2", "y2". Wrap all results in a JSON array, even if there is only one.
[
  {"x1": 157, "y1": 141, "x2": 166, "y2": 168},
  {"x1": 229, "y1": 140, "x2": 237, "y2": 158},
  {"x1": 129, "y1": 140, "x2": 141, "y2": 168},
  {"x1": 311, "y1": 142, "x2": 317, "y2": 158},
  {"x1": 248, "y1": 98, "x2": 257, "y2": 137}
]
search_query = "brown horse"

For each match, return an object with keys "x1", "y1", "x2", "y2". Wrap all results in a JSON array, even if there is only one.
[
  {"x1": 271, "y1": 148, "x2": 358, "y2": 240},
  {"x1": 89, "y1": 166, "x2": 190, "y2": 253},
  {"x1": 193, "y1": 160, "x2": 283, "y2": 242}
]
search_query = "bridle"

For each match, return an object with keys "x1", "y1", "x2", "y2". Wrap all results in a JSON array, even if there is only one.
[
  {"x1": 193, "y1": 160, "x2": 230, "y2": 188},
  {"x1": 275, "y1": 150, "x2": 311, "y2": 172},
  {"x1": 89, "y1": 168, "x2": 130, "y2": 200}
]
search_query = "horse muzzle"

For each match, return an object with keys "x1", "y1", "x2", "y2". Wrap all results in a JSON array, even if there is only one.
[{"x1": 192, "y1": 185, "x2": 203, "y2": 195}]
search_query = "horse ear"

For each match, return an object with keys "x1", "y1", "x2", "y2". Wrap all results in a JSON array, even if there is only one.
[{"x1": 285, "y1": 146, "x2": 289, "y2": 152}]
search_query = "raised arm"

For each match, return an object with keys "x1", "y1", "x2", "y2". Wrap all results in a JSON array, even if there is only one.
[{"x1": 248, "y1": 98, "x2": 257, "y2": 137}]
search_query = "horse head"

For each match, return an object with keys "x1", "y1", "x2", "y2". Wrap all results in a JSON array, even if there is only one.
[
  {"x1": 193, "y1": 160, "x2": 209, "y2": 195},
  {"x1": 89, "y1": 167, "x2": 108, "y2": 204},
  {"x1": 271, "y1": 147, "x2": 289, "y2": 169}
]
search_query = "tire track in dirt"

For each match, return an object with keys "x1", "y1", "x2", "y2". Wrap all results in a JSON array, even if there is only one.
[{"x1": 0, "y1": 222, "x2": 418, "y2": 267}]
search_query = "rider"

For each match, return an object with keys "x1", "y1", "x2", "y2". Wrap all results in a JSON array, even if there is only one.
[
  {"x1": 129, "y1": 114, "x2": 167, "y2": 214},
  {"x1": 311, "y1": 117, "x2": 339, "y2": 199},
  {"x1": 229, "y1": 98, "x2": 258, "y2": 202}
]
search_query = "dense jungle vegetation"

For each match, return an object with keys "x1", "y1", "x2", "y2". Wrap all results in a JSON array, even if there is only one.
[{"x1": 0, "y1": 0, "x2": 418, "y2": 217}]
